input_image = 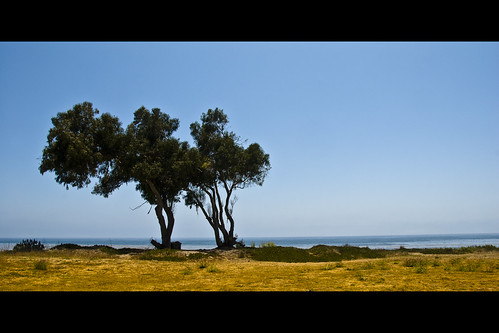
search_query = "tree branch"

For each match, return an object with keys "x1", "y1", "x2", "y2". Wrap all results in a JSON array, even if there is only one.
[
  {"x1": 146, "y1": 179, "x2": 164, "y2": 210},
  {"x1": 186, "y1": 188, "x2": 214, "y2": 228},
  {"x1": 129, "y1": 200, "x2": 148, "y2": 211}
]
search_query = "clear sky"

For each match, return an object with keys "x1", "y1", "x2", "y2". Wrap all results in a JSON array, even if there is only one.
[{"x1": 1, "y1": 42, "x2": 498, "y2": 239}]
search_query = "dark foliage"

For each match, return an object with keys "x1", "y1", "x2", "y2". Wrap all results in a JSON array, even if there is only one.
[
  {"x1": 51, "y1": 243, "x2": 145, "y2": 254},
  {"x1": 243, "y1": 245, "x2": 387, "y2": 263},
  {"x1": 13, "y1": 239, "x2": 45, "y2": 252},
  {"x1": 243, "y1": 244, "x2": 499, "y2": 262}
]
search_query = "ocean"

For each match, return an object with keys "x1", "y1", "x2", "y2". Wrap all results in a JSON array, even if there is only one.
[{"x1": 1, "y1": 233, "x2": 499, "y2": 251}]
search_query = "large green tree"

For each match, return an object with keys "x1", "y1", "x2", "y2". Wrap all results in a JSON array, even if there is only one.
[
  {"x1": 40, "y1": 102, "x2": 188, "y2": 249},
  {"x1": 91, "y1": 106, "x2": 190, "y2": 249},
  {"x1": 185, "y1": 108, "x2": 271, "y2": 248}
]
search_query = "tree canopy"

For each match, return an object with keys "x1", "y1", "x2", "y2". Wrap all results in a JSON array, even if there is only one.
[{"x1": 39, "y1": 102, "x2": 123, "y2": 189}]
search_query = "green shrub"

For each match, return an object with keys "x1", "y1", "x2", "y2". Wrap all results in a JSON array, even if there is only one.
[
  {"x1": 34, "y1": 260, "x2": 48, "y2": 270},
  {"x1": 403, "y1": 258, "x2": 428, "y2": 267},
  {"x1": 359, "y1": 262, "x2": 376, "y2": 270},
  {"x1": 247, "y1": 246, "x2": 313, "y2": 262},
  {"x1": 181, "y1": 266, "x2": 194, "y2": 275},
  {"x1": 185, "y1": 252, "x2": 212, "y2": 260},
  {"x1": 206, "y1": 264, "x2": 221, "y2": 273},
  {"x1": 402, "y1": 245, "x2": 498, "y2": 255},
  {"x1": 259, "y1": 241, "x2": 276, "y2": 248},
  {"x1": 245, "y1": 244, "x2": 387, "y2": 263},
  {"x1": 51, "y1": 243, "x2": 84, "y2": 250},
  {"x1": 52, "y1": 243, "x2": 145, "y2": 255},
  {"x1": 13, "y1": 239, "x2": 45, "y2": 252},
  {"x1": 137, "y1": 249, "x2": 186, "y2": 261},
  {"x1": 403, "y1": 257, "x2": 430, "y2": 273},
  {"x1": 414, "y1": 265, "x2": 428, "y2": 274},
  {"x1": 322, "y1": 263, "x2": 336, "y2": 270}
]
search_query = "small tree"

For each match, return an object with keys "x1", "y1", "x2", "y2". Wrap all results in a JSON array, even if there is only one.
[{"x1": 185, "y1": 108, "x2": 271, "y2": 248}]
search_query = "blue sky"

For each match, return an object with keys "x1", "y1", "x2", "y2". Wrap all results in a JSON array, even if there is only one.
[{"x1": 1, "y1": 42, "x2": 498, "y2": 239}]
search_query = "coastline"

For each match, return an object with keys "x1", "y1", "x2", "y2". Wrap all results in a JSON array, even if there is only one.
[{"x1": 1, "y1": 232, "x2": 499, "y2": 251}]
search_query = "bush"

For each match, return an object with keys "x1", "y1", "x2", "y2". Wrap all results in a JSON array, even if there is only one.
[
  {"x1": 206, "y1": 264, "x2": 221, "y2": 273},
  {"x1": 51, "y1": 243, "x2": 145, "y2": 255},
  {"x1": 52, "y1": 243, "x2": 84, "y2": 250},
  {"x1": 13, "y1": 239, "x2": 45, "y2": 252},
  {"x1": 403, "y1": 257, "x2": 430, "y2": 273},
  {"x1": 137, "y1": 249, "x2": 186, "y2": 261},
  {"x1": 248, "y1": 246, "x2": 313, "y2": 262},
  {"x1": 403, "y1": 257, "x2": 428, "y2": 267},
  {"x1": 245, "y1": 244, "x2": 387, "y2": 263},
  {"x1": 34, "y1": 260, "x2": 48, "y2": 270}
]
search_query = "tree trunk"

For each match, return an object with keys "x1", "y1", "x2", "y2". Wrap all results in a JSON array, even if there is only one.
[
  {"x1": 150, "y1": 204, "x2": 175, "y2": 249},
  {"x1": 147, "y1": 179, "x2": 174, "y2": 249},
  {"x1": 224, "y1": 185, "x2": 236, "y2": 247},
  {"x1": 205, "y1": 186, "x2": 225, "y2": 248},
  {"x1": 210, "y1": 186, "x2": 230, "y2": 247},
  {"x1": 188, "y1": 184, "x2": 238, "y2": 249},
  {"x1": 213, "y1": 225, "x2": 223, "y2": 248},
  {"x1": 151, "y1": 205, "x2": 170, "y2": 249},
  {"x1": 163, "y1": 203, "x2": 175, "y2": 249},
  {"x1": 188, "y1": 188, "x2": 223, "y2": 248}
]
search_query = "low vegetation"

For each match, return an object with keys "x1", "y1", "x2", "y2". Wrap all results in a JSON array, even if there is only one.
[
  {"x1": 1, "y1": 242, "x2": 498, "y2": 291},
  {"x1": 245, "y1": 244, "x2": 388, "y2": 262},
  {"x1": 241, "y1": 244, "x2": 499, "y2": 263},
  {"x1": 52, "y1": 243, "x2": 146, "y2": 255},
  {"x1": 135, "y1": 248, "x2": 216, "y2": 261}
]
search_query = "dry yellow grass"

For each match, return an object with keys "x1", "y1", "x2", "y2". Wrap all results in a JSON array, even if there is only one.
[{"x1": 1, "y1": 249, "x2": 498, "y2": 291}]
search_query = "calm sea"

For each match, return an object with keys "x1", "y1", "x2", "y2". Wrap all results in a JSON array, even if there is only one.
[{"x1": 1, "y1": 233, "x2": 499, "y2": 251}]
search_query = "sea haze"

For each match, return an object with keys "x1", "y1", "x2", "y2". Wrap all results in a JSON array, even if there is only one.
[{"x1": 1, "y1": 233, "x2": 498, "y2": 251}]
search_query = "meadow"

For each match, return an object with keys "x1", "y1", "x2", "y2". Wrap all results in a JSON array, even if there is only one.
[{"x1": 1, "y1": 244, "x2": 498, "y2": 291}]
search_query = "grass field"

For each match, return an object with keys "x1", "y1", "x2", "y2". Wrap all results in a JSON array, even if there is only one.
[{"x1": 1, "y1": 245, "x2": 498, "y2": 291}]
